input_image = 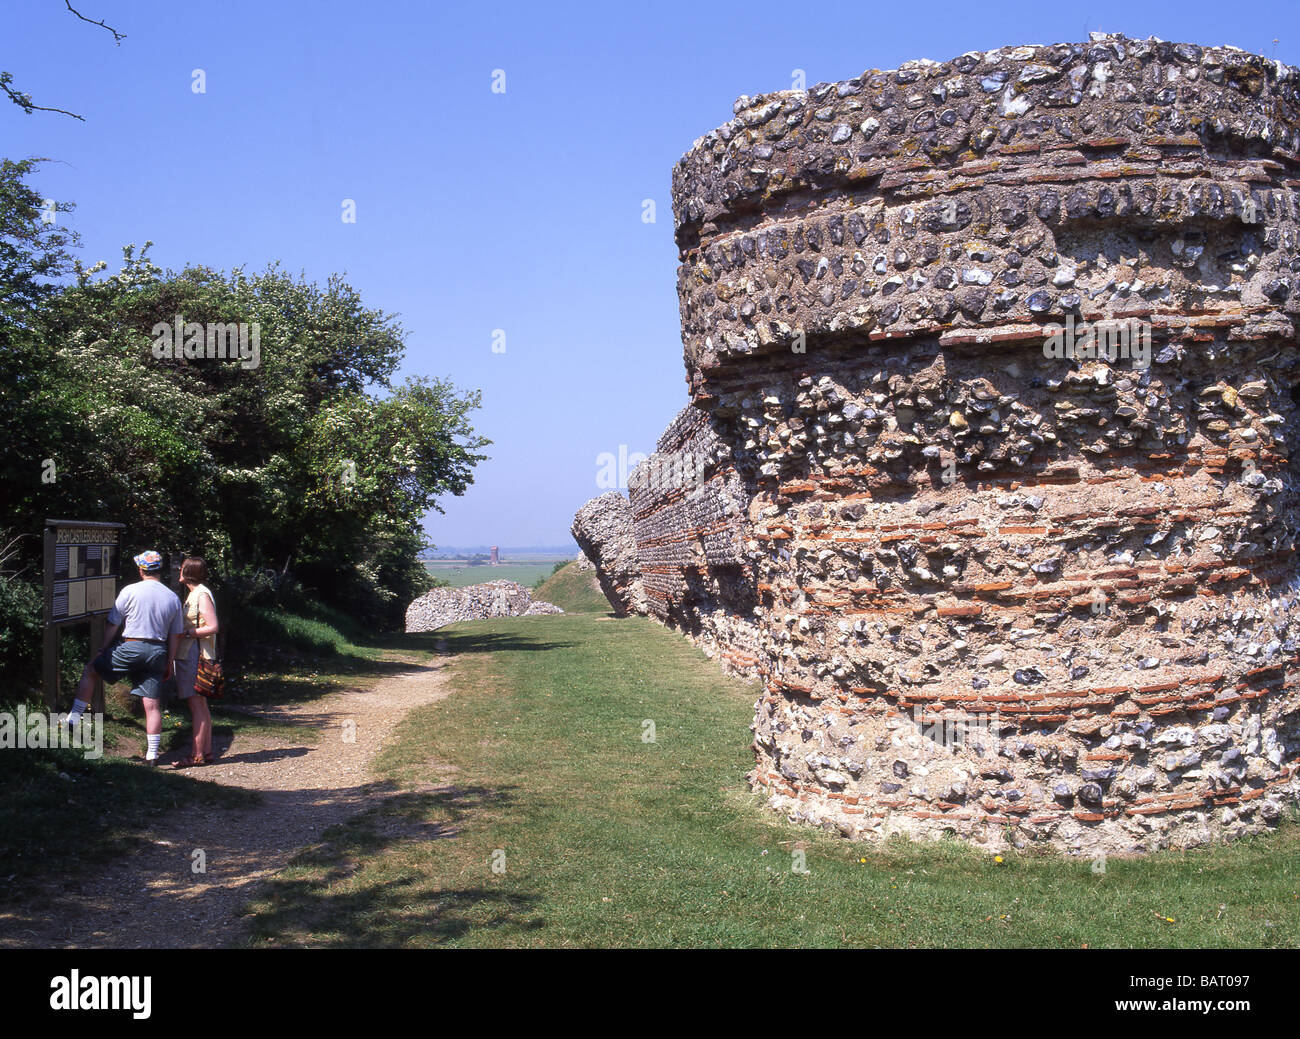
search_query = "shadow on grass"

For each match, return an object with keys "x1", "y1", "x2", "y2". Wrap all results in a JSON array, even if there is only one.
[
  {"x1": 220, "y1": 653, "x2": 427, "y2": 707},
  {"x1": 247, "y1": 783, "x2": 543, "y2": 947},
  {"x1": 205, "y1": 712, "x2": 309, "y2": 744},
  {"x1": 0, "y1": 640, "x2": 425, "y2": 894},
  {"x1": 0, "y1": 746, "x2": 257, "y2": 898},
  {"x1": 400, "y1": 630, "x2": 578, "y2": 656}
]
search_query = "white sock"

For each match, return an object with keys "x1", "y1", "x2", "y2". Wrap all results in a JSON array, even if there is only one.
[
  {"x1": 68, "y1": 699, "x2": 89, "y2": 723},
  {"x1": 146, "y1": 734, "x2": 161, "y2": 760}
]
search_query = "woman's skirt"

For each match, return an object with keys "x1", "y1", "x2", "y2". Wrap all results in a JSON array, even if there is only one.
[{"x1": 173, "y1": 642, "x2": 201, "y2": 701}]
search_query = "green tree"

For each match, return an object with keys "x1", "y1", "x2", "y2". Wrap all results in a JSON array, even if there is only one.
[
  {"x1": 0, "y1": 158, "x2": 81, "y2": 563},
  {"x1": 38, "y1": 252, "x2": 491, "y2": 627},
  {"x1": 0, "y1": 158, "x2": 81, "y2": 689},
  {"x1": 0, "y1": 158, "x2": 491, "y2": 691}
]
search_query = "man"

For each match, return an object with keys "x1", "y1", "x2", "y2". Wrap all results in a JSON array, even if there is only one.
[{"x1": 67, "y1": 550, "x2": 184, "y2": 765}]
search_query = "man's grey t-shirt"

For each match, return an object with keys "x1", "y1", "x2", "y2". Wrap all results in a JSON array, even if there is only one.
[{"x1": 107, "y1": 579, "x2": 184, "y2": 641}]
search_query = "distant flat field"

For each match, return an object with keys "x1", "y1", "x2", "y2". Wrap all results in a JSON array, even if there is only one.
[{"x1": 423, "y1": 559, "x2": 570, "y2": 589}]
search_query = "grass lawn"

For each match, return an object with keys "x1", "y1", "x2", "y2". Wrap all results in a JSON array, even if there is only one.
[{"x1": 244, "y1": 566, "x2": 1300, "y2": 948}]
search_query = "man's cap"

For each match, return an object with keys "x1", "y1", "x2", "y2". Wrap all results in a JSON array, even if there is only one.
[{"x1": 134, "y1": 550, "x2": 164, "y2": 572}]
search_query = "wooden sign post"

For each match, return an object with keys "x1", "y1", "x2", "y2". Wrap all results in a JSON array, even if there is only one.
[{"x1": 42, "y1": 519, "x2": 126, "y2": 713}]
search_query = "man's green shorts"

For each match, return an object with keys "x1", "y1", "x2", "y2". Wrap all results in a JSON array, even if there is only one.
[{"x1": 91, "y1": 640, "x2": 168, "y2": 700}]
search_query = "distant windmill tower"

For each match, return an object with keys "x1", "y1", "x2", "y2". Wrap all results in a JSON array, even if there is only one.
[{"x1": 490, "y1": 546, "x2": 499, "y2": 566}]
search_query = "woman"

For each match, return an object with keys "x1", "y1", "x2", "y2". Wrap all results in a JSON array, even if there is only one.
[{"x1": 172, "y1": 556, "x2": 218, "y2": 767}]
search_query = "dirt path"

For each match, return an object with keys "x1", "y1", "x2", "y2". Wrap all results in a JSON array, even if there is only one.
[{"x1": 0, "y1": 656, "x2": 452, "y2": 949}]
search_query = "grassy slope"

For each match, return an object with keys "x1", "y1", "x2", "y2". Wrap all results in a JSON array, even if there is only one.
[
  {"x1": 245, "y1": 608, "x2": 1300, "y2": 948},
  {"x1": 533, "y1": 561, "x2": 609, "y2": 615}
]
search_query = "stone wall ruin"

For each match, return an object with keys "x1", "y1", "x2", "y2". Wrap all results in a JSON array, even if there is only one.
[
  {"x1": 405, "y1": 581, "x2": 562, "y2": 632},
  {"x1": 575, "y1": 34, "x2": 1300, "y2": 854}
]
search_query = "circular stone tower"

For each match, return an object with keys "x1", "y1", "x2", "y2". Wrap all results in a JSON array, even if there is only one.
[{"x1": 670, "y1": 35, "x2": 1300, "y2": 853}]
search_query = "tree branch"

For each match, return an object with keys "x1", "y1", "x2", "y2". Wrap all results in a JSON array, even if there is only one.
[
  {"x1": 1, "y1": 5, "x2": 125, "y2": 119},
  {"x1": 0, "y1": 74, "x2": 85, "y2": 120},
  {"x1": 63, "y1": 1, "x2": 125, "y2": 43}
]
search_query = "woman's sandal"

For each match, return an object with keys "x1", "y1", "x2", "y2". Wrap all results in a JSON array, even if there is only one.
[{"x1": 171, "y1": 755, "x2": 205, "y2": 770}]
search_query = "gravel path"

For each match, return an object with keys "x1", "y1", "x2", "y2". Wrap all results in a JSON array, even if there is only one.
[{"x1": 0, "y1": 656, "x2": 451, "y2": 948}]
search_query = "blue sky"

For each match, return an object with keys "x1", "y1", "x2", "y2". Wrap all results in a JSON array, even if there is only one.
[{"x1": 6, "y1": 0, "x2": 1299, "y2": 546}]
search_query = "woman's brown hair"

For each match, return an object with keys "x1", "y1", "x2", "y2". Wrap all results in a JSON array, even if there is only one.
[{"x1": 180, "y1": 556, "x2": 208, "y2": 584}]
